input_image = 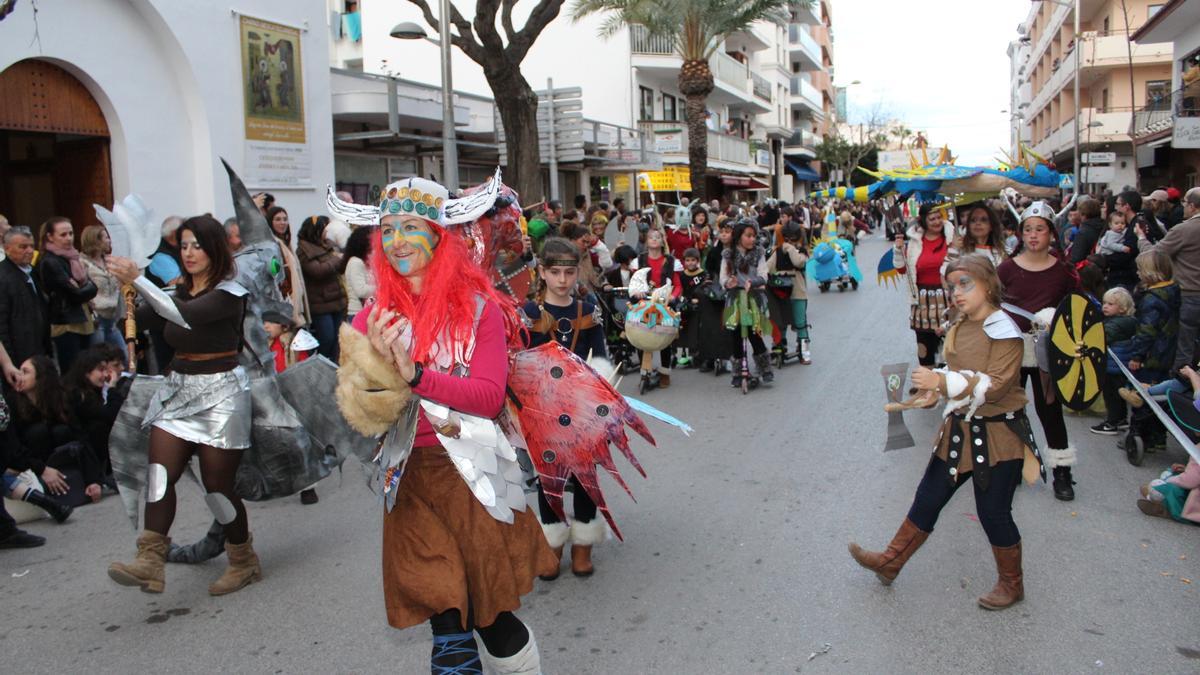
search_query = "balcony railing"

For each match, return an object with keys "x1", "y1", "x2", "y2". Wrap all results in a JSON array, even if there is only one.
[
  {"x1": 789, "y1": 75, "x2": 821, "y2": 109},
  {"x1": 1133, "y1": 86, "x2": 1200, "y2": 138},
  {"x1": 785, "y1": 129, "x2": 819, "y2": 148},
  {"x1": 638, "y1": 120, "x2": 756, "y2": 166},
  {"x1": 630, "y1": 25, "x2": 673, "y2": 55},
  {"x1": 752, "y1": 73, "x2": 771, "y2": 102}
]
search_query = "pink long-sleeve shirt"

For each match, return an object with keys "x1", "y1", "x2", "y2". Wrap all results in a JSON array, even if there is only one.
[{"x1": 353, "y1": 300, "x2": 508, "y2": 448}]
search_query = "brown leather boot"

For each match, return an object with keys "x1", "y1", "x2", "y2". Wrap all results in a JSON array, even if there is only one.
[
  {"x1": 848, "y1": 518, "x2": 930, "y2": 586},
  {"x1": 108, "y1": 530, "x2": 170, "y2": 593},
  {"x1": 539, "y1": 546, "x2": 564, "y2": 581},
  {"x1": 208, "y1": 535, "x2": 262, "y2": 596},
  {"x1": 658, "y1": 373, "x2": 671, "y2": 388},
  {"x1": 978, "y1": 542, "x2": 1023, "y2": 610},
  {"x1": 571, "y1": 545, "x2": 594, "y2": 577}
]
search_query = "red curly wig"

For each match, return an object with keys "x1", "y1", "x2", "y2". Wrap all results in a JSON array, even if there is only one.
[{"x1": 369, "y1": 222, "x2": 523, "y2": 363}]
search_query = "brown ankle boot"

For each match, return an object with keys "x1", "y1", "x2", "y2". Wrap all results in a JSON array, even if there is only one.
[
  {"x1": 539, "y1": 546, "x2": 564, "y2": 581},
  {"x1": 848, "y1": 518, "x2": 930, "y2": 585},
  {"x1": 978, "y1": 542, "x2": 1023, "y2": 610},
  {"x1": 571, "y1": 545, "x2": 594, "y2": 577},
  {"x1": 208, "y1": 535, "x2": 262, "y2": 596},
  {"x1": 108, "y1": 530, "x2": 170, "y2": 593},
  {"x1": 658, "y1": 373, "x2": 671, "y2": 388}
]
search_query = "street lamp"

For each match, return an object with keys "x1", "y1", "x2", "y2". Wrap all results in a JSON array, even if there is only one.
[{"x1": 391, "y1": 12, "x2": 459, "y2": 190}]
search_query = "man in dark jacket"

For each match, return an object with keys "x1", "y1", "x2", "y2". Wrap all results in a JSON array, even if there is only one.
[
  {"x1": 0, "y1": 227, "x2": 51, "y2": 372},
  {"x1": 1106, "y1": 190, "x2": 1153, "y2": 290},
  {"x1": 1069, "y1": 196, "x2": 1105, "y2": 265}
]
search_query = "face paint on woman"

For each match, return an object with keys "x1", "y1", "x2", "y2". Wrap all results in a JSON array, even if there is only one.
[{"x1": 383, "y1": 225, "x2": 436, "y2": 275}]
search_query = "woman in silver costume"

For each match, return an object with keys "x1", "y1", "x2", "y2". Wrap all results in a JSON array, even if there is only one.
[{"x1": 105, "y1": 215, "x2": 260, "y2": 596}]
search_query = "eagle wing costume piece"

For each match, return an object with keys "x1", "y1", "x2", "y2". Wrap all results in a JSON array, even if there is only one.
[
  {"x1": 108, "y1": 160, "x2": 365, "y2": 528},
  {"x1": 507, "y1": 342, "x2": 655, "y2": 541}
]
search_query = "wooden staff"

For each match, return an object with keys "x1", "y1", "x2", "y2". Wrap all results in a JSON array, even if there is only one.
[{"x1": 123, "y1": 284, "x2": 137, "y2": 368}]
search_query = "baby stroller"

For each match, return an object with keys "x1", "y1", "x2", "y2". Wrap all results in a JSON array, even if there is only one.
[{"x1": 599, "y1": 286, "x2": 639, "y2": 375}]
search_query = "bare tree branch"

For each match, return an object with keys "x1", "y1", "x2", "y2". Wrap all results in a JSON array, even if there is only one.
[
  {"x1": 501, "y1": 0, "x2": 518, "y2": 44},
  {"x1": 474, "y1": 0, "x2": 507, "y2": 53},
  {"x1": 507, "y1": 0, "x2": 565, "y2": 62},
  {"x1": 404, "y1": 0, "x2": 487, "y2": 63}
]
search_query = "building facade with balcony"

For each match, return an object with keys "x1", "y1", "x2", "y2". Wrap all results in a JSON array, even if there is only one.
[
  {"x1": 1130, "y1": 0, "x2": 1200, "y2": 190},
  {"x1": 782, "y1": 0, "x2": 836, "y2": 201},
  {"x1": 1011, "y1": 0, "x2": 1172, "y2": 192}
]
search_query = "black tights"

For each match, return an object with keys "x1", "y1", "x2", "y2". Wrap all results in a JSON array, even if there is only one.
[
  {"x1": 536, "y1": 476, "x2": 598, "y2": 524},
  {"x1": 429, "y1": 608, "x2": 529, "y2": 669},
  {"x1": 143, "y1": 427, "x2": 249, "y2": 545},
  {"x1": 914, "y1": 329, "x2": 941, "y2": 366},
  {"x1": 1019, "y1": 368, "x2": 1069, "y2": 449},
  {"x1": 906, "y1": 456, "x2": 1022, "y2": 547},
  {"x1": 731, "y1": 331, "x2": 767, "y2": 358}
]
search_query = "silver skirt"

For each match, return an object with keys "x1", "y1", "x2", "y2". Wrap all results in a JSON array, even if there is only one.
[{"x1": 142, "y1": 367, "x2": 252, "y2": 449}]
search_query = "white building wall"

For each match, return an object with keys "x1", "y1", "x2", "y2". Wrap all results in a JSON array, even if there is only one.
[
  {"x1": 359, "y1": 1, "x2": 635, "y2": 128},
  {"x1": 0, "y1": 0, "x2": 335, "y2": 225}
]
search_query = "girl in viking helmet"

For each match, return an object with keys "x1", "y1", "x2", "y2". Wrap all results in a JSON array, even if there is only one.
[
  {"x1": 328, "y1": 175, "x2": 555, "y2": 675},
  {"x1": 997, "y1": 201, "x2": 1081, "y2": 501}
]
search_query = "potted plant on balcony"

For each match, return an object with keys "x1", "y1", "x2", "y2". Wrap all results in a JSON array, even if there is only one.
[{"x1": 572, "y1": 0, "x2": 806, "y2": 200}]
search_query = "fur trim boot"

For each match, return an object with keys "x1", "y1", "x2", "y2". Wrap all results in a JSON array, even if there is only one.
[
  {"x1": 477, "y1": 626, "x2": 540, "y2": 675},
  {"x1": 108, "y1": 530, "x2": 170, "y2": 593},
  {"x1": 570, "y1": 519, "x2": 607, "y2": 577},
  {"x1": 754, "y1": 352, "x2": 774, "y2": 383},
  {"x1": 848, "y1": 518, "x2": 930, "y2": 585},
  {"x1": 1045, "y1": 447, "x2": 1077, "y2": 501},
  {"x1": 208, "y1": 535, "x2": 262, "y2": 596},
  {"x1": 978, "y1": 542, "x2": 1024, "y2": 610},
  {"x1": 538, "y1": 522, "x2": 569, "y2": 581}
]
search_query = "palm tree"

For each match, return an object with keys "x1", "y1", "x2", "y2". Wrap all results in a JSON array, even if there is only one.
[{"x1": 571, "y1": 0, "x2": 804, "y2": 201}]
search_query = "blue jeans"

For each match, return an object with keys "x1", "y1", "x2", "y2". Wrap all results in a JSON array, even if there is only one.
[
  {"x1": 310, "y1": 312, "x2": 344, "y2": 361},
  {"x1": 1147, "y1": 379, "x2": 1187, "y2": 397},
  {"x1": 91, "y1": 317, "x2": 128, "y2": 365}
]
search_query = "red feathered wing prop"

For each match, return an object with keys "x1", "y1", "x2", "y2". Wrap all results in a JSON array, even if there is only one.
[{"x1": 507, "y1": 342, "x2": 653, "y2": 541}]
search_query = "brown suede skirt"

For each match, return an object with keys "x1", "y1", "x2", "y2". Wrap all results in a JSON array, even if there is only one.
[{"x1": 382, "y1": 446, "x2": 557, "y2": 630}]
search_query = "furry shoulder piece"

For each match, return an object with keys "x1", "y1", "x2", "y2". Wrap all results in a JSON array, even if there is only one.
[
  {"x1": 983, "y1": 310, "x2": 1021, "y2": 340},
  {"x1": 724, "y1": 245, "x2": 764, "y2": 274},
  {"x1": 335, "y1": 324, "x2": 412, "y2": 436}
]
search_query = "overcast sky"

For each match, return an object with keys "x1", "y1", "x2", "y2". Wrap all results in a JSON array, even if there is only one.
[{"x1": 832, "y1": 0, "x2": 1030, "y2": 165}]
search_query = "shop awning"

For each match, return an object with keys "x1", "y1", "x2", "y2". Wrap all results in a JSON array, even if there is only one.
[
  {"x1": 785, "y1": 159, "x2": 821, "y2": 182},
  {"x1": 720, "y1": 175, "x2": 770, "y2": 190}
]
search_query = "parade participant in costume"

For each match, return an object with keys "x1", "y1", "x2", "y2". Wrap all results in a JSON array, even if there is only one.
[
  {"x1": 894, "y1": 204, "x2": 950, "y2": 367},
  {"x1": 997, "y1": 202, "x2": 1080, "y2": 501},
  {"x1": 332, "y1": 174, "x2": 555, "y2": 674},
  {"x1": 675, "y1": 247, "x2": 708, "y2": 367},
  {"x1": 522, "y1": 238, "x2": 608, "y2": 579},
  {"x1": 944, "y1": 202, "x2": 1007, "y2": 272},
  {"x1": 849, "y1": 254, "x2": 1044, "y2": 610},
  {"x1": 698, "y1": 220, "x2": 735, "y2": 374},
  {"x1": 105, "y1": 215, "x2": 260, "y2": 596},
  {"x1": 766, "y1": 221, "x2": 811, "y2": 364},
  {"x1": 630, "y1": 229, "x2": 681, "y2": 388},
  {"x1": 722, "y1": 219, "x2": 773, "y2": 387}
]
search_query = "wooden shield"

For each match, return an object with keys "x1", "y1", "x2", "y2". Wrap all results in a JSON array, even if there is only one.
[{"x1": 1047, "y1": 292, "x2": 1106, "y2": 411}]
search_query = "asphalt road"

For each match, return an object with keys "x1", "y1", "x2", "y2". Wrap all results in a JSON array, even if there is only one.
[{"x1": 3, "y1": 234, "x2": 1197, "y2": 674}]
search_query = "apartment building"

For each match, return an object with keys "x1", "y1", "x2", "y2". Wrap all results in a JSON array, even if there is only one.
[
  {"x1": 783, "y1": 0, "x2": 837, "y2": 200},
  {"x1": 1130, "y1": 0, "x2": 1200, "y2": 189},
  {"x1": 1010, "y1": 0, "x2": 1172, "y2": 192},
  {"x1": 328, "y1": 0, "x2": 831, "y2": 204}
]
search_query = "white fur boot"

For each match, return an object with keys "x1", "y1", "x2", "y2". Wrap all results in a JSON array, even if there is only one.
[
  {"x1": 569, "y1": 519, "x2": 607, "y2": 577},
  {"x1": 538, "y1": 522, "x2": 568, "y2": 581},
  {"x1": 477, "y1": 627, "x2": 541, "y2": 675}
]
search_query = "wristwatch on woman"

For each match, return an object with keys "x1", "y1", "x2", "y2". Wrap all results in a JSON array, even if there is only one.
[{"x1": 407, "y1": 362, "x2": 424, "y2": 388}]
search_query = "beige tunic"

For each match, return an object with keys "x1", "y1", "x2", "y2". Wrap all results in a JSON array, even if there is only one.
[{"x1": 933, "y1": 318, "x2": 1039, "y2": 481}]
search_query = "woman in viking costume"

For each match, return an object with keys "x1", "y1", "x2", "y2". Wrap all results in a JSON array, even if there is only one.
[
  {"x1": 893, "y1": 203, "x2": 951, "y2": 367},
  {"x1": 849, "y1": 254, "x2": 1044, "y2": 610},
  {"x1": 329, "y1": 175, "x2": 555, "y2": 675},
  {"x1": 997, "y1": 201, "x2": 1081, "y2": 501},
  {"x1": 105, "y1": 215, "x2": 260, "y2": 596}
]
